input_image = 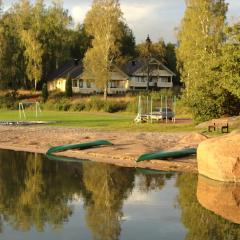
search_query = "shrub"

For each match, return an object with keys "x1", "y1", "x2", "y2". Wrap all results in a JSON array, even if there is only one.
[
  {"x1": 85, "y1": 97, "x2": 105, "y2": 111},
  {"x1": 55, "y1": 99, "x2": 72, "y2": 111},
  {"x1": 42, "y1": 83, "x2": 48, "y2": 102},
  {"x1": 104, "y1": 101, "x2": 128, "y2": 113},
  {"x1": 72, "y1": 102, "x2": 86, "y2": 111}
]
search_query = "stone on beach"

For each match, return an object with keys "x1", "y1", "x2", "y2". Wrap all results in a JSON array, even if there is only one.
[{"x1": 197, "y1": 132, "x2": 240, "y2": 182}]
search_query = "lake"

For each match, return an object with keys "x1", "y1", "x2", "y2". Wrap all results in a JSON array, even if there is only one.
[{"x1": 0, "y1": 149, "x2": 239, "y2": 240}]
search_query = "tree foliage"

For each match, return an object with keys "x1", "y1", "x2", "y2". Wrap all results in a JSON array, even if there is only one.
[
  {"x1": 177, "y1": 0, "x2": 229, "y2": 122},
  {"x1": 83, "y1": 0, "x2": 123, "y2": 99},
  {"x1": 65, "y1": 75, "x2": 73, "y2": 98}
]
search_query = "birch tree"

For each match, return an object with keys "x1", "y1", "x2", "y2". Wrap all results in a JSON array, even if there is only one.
[
  {"x1": 177, "y1": 0, "x2": 228, "y2": 122},
  {"x1": 83, "y1": 0, "x2": 122, "y2": 99},
  {"x1": 20, "y1": 30, "x2": 43, "y2": 90}
]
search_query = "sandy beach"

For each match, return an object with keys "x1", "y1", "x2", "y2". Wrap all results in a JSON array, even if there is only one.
[{"x1": 0, "y1": 125, "x2": 208, "y2": 172}]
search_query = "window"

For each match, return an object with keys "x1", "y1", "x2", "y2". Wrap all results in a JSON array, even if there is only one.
[
  {"x1": 86, "y1": 81, "x2": 91, "y2": 88},
  {"x1": 79, "y1": 80, "x2": 83, "y2": 88},
  {"x1": 110, "y1": 81, "x2": 117, "y2": 88},
  {"x1": 73, "y1": 80, "x2": 78, "y2": 87}
]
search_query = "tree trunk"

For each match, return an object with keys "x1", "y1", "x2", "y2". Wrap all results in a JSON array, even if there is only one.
[{"x1": 104, "y1": 86, "x2": 108, "y2": 100}]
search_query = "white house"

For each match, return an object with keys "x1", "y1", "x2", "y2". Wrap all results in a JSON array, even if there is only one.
[
  {"x1": 122, "y1": 58, "x2": 175, "y2": 91},
  {"x1": 47, "y1": 58, "x2": 176, "y2": 94}
]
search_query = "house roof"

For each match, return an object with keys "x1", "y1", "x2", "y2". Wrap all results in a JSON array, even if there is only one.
[
  {"x1": 47, "y1": 59, "x2": 83, "y2": 81},
  {"x1": 121, "y1": 58, "x2": 176, "y2": 76}
]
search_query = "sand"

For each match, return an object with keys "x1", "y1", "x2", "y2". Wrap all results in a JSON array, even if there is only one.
[{"x1": 0, "y1": 125, "x2": 207, "y2": 173}]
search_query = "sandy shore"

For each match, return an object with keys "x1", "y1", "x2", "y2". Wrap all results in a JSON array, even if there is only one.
[{"x1": 0, "y1": 125, "x2": 208, "y2": 172}]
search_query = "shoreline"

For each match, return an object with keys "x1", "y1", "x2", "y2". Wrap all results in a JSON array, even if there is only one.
[{"x1": 0, "y1": 125, "x2": 207, "y2": 173}]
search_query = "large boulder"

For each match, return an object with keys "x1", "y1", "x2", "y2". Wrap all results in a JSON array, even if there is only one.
[
  {"x1": 197, "y1": 175, "x2": 240, "y2": 224},
  {"x1": 197, "y1": 133, "x2": 240, "y2": 182}
]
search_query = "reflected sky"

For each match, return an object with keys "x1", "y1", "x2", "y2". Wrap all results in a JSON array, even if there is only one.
[
  {"x1": 0, "y1": 149, "x2": 240, "y2": 240},
  {"x1": 1, "y1": 0, "x2": 239, "y2": 43}
]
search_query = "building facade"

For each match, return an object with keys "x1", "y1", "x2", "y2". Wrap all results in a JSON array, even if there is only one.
[{"x1": 47, "y1": 58, "x2": 175, "y2": 94}]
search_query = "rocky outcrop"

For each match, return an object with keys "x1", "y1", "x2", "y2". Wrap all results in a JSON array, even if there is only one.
[
  {"x1": 197, "y1": 132, "x2": 240, "y2": 182},
  {"x1": 197, "y1": 175, "x2": 240, "y2": 224}
]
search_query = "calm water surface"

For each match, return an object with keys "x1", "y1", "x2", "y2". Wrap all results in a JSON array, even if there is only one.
[{"x1": 0, "y1": 149, "x2": 239, "y2": 240}]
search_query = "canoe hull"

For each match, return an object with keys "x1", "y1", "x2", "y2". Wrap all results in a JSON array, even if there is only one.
[
  {"x1": 46, "y1": 140, "x2": 113, "y2": 154},
  {"x1": 137, "y1": 148, "x2": 197, "y2": 162}
]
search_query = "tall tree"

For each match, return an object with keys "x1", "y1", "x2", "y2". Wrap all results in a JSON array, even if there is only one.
[
  {"x1": 83, "y1": 0, "x2": 123, "y2": 99},
  {"x1": 177, "y1": 0, "x2": 228, "y2": 122},
  {"x1": 20, "y1": 30, "x2": 43, "y2": 90},
  {"x1": 116, "y1": 22, "x2": 137, "y2": 65},
  {"x1": 221, "y1": 22, "x2": 240, "y2": 99}
]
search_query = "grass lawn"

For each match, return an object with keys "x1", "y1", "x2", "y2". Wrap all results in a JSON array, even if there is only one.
[{"x1": 0, "y1": 110, "x2": 198, "y2": 132}]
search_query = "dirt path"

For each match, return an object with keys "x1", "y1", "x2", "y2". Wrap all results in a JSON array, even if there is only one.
[{"x1": 0, "y1": 125, "x2": 207, "y2": 173}]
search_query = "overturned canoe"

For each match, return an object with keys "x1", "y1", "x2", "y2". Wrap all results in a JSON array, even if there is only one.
[
  {"x1": 46, "y1": 140, "x2": 113, "y2": 155},
  {"x1": 136, "y1": 148, "x2": 197, "y2": 162}
]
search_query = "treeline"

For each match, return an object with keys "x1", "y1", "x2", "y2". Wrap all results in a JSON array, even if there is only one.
[
  {"x1": 177, "y1": 0, "x2": 240, "y2": 121},
  {"x1": 0, "y1": 0, "x2": 178, "y2": 91}
]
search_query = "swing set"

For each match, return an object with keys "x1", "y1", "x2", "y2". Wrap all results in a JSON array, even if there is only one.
[{"x1": 134, "y1": 95, "x2": 176, "y2": 124}]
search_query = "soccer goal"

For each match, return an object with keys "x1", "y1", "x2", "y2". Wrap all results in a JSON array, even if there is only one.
[{"x1": 19, "y1": 101, "x2": 42, "y2": 120}]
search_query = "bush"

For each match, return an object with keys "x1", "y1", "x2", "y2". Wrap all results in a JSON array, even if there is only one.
[
  {"x1": 85, "y1": 97, "x2": 105, "y2": 111},
  {"x1": 72, "y1": 102, "x2": 86, "y2": 111},
  {"x1": 55, "y1": 99, "x2": 72, "y2": 111},
  {"x1": 42, "y1": 83, "x2": 48, "y2": 102},
  {"x1": 104, "y1": 101, "x2": 128, "y2": 113}
]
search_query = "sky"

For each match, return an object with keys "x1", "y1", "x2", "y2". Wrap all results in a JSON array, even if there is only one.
[{"x1": 2, "y1": 0, "x2": 240, "y2": 43}]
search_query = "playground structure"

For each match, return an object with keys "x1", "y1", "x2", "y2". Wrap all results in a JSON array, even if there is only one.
[
  {"x1": 134, "y1": 95, "x2": 176, "y2": 124},
  {"x1": 19, "y1": 101, "x2": 42, "y2": 120}
]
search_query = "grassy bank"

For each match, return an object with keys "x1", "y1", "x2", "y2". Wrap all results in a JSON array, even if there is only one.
[{"x1": 0, "y1": 110, "x2": 196, "y2": 132}]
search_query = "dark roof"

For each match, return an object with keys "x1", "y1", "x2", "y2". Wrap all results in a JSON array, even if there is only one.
[
  {"x1": 47, "y1": 59, "x2": 83, "y2": 81},
  {"x1": 121, "y1": 58, "x2": 176, "y2": 76},
  {"x1": 121, "y1": 59, "x2": 145, "y2": 75}
]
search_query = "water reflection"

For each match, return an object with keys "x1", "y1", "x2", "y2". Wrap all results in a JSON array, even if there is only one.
[
  {"x1": 0, "y1": 150, "x2": 172, "y2": 239},
  {"x1": 0, "y1": 150, "x2": 83, "y2": 231},
  {"x1": 177, "y1": 174, "x2": 240, "y2": 240},
  {"x1": 1, "y1": 149, "x2": 240, "y2": 240},
  {"x1": 197, "y1": 175, "x2": 240, "y2": 224}
]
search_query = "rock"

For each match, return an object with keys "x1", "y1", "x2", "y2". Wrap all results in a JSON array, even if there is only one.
[
  {"x1": 197, "y1": 175, "x2": 240, "y2": 224},
  {"x1": 197, "y1": 133, "x2": 240, "y2": 182},
  {"x1": 175, "y1": 133, "x2": 208, "y2": 149}
]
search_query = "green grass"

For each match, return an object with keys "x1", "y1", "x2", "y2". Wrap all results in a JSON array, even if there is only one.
[{"x1": 0, "y1": 110, "x2": 198, "y2": 132}]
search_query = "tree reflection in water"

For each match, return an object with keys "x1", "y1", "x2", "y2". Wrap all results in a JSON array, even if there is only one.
[
  {"x1": 0, "y1": 150, "x2": 172, "y2": 239},
  {"x1": 176, "y1": 174, "x2": 240, "y2": 240},
  {"x1": 0, "y1": 150, "x2": 83, "y2": 231}
]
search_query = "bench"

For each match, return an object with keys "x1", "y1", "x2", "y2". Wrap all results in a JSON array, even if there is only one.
[{"x1": 208, "y1": 119, "x2": 229, "y2": 133}]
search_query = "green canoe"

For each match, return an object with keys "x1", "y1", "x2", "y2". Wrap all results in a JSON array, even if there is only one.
[
  {"x1": 46, "y1": 140, "x2": 113, "y2": 154},
  {"x1": 136, "y1": 148, "x2": 197, "y2": 162}
]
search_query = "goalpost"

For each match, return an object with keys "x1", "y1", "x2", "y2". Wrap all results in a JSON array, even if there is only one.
[{"x1": 19, "y1": 101, "x2": 42, "y2": 120}]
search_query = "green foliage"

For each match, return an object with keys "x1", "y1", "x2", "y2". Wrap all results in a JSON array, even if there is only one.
[
  {"x1": 42, "y1": 83, "x2": 48, "y2": 102},
  {"x1": 0, "y1": 0, "x2": 72, "y2": 90},
  {"x1": 220, "y1": 23, "x2": 240, "y2": 99},
  {"x1": 72, "y1": 102, "x2": 86, "y2": 112},
  {"x1": 177, "y1": 0, "x2": 229, "y2": 122},
  {"x1": 103, "y1": 100, "x2": 128, "y2": 113},
  {"x1": 65, "y1": 75, "x2": 73, "y2": 98},
  {"x1": 83, "y1": 0, "x2": 123, "y2": 98},
  {"x1": 55, "y1": 98, "x2": 72, "y2": 111}
]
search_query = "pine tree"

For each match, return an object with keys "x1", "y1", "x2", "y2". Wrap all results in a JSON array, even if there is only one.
[
  {"x1": 65, "y1": 75, "x2": 73, "y2": 98},
  {"x1": 42, "y1": 83, "x2": 48, "y2": 102}
]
